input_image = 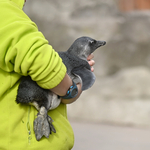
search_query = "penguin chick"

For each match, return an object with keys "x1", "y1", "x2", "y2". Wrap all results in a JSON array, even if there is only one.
[
  {"x1": 59, "y1": 36, "x2": 106, "y2": 90},
  {"x1": 16, "y1": 36, "x2": 106, "y2": 141}
]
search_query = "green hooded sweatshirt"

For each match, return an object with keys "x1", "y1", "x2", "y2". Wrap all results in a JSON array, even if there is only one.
[{"x1": 0, "y1": 0, "x2": 74, "y2": 149}]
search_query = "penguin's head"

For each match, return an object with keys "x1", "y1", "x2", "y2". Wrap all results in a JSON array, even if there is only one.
[{"x1": 67, "y1": 36, "x2": 106, "y2": 60}]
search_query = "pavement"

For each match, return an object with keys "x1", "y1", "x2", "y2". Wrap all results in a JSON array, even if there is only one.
[{"x1": 70, "y1": 121, "x2": 150, "y2": 150}]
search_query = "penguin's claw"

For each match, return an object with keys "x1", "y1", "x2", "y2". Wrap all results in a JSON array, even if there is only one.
[
  {"x1": 34, "y1": 107, "x2": 56, "y2": 141},
  {"x1": 48, "y1": 116, "x2": 56, "y2": 133}
]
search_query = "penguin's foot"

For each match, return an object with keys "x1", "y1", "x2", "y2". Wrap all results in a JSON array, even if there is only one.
[{"x1": 34, "y1": 106, "x2": 56, "y2": 141}]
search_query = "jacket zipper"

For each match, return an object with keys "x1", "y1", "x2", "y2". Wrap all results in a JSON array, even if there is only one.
[{"x1": 26, "y1": 106, "x2": 32, "y2": 144}]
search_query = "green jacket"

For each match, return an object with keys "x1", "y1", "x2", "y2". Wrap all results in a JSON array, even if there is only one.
[{"x1": 0, "y1": 0, "x2": 74, "y2": 149}]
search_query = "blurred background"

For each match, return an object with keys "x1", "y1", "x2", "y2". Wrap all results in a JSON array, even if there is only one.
[{"x1": 24, "y1": 0, "x2": 150, "y2": 149}]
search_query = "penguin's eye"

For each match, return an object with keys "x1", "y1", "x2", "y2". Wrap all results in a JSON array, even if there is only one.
[{"x1": 90, "y1": 40, "x2": 96, "y2": 45}]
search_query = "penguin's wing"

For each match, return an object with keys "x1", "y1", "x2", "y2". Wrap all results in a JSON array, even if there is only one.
[
  {"x1": 59, "y1": 51, "x2": 95, "y2": 90},
  {"x1": 72, "y1": 66, "x2": 96, "y2": 91}
]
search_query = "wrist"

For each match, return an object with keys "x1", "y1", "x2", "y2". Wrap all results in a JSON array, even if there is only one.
[
  {"x1": 50, "y1": 73, "x2": 72, "y2": 96},
  {"x1": 60, "y1": 81, "x2": 78, "y2": 99},
  {"x1": 61, "y1": 83, "x2": 82, "y2": 104}
]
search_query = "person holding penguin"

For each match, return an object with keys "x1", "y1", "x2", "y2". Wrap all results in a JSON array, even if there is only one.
[{"x1": 16, "y1": 37, "x2": 106, "y2": 141}]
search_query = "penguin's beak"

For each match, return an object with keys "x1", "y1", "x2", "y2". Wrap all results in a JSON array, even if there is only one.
[
  {"x1": 97, "y1": 41, "x2": 106, "y2": 47},
  {"x1": 91, "y1": 40, "x2": 106, "y2": 53},
  {"x1": 90, "y1": 40, "x2": 106, "y2": 54}
]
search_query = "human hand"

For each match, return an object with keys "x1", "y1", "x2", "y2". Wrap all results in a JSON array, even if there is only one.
[{"x1": 87, "y1": 53, "x2": 95, "y2": 72}]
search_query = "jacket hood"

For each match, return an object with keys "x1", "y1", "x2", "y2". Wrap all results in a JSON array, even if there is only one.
[{"x1": 11, "y1": 0, "x2": 25, "y2": 9}]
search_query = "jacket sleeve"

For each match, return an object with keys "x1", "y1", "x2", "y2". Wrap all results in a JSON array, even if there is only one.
[{"x1": 0, "y1": 2, "x2": 66, "y2": 89}]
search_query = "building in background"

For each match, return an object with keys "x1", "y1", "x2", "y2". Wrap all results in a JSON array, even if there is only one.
[{"x1": 119, "y1": 0, "x2": 150, "y2": 11}]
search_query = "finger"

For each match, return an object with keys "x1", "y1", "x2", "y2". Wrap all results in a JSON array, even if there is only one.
[
  {"x1": 87, "y1": 53, "x2": 94, "y2": 60},
  {"x1": 91, "y1": 66, "x2": 94, "y2": 72},
  {"x1": 88, "y1": 60, "x2": 95, "y2": 67}
]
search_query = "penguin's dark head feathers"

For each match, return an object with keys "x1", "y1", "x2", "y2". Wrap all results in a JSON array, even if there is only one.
[{"x1": 67, "y1": 36, "x2": 106, "y2": 60}]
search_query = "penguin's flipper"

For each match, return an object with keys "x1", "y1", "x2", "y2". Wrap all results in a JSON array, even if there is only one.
[{"x1": 72, "y1": 67, "x2": 96, "y2": 91}]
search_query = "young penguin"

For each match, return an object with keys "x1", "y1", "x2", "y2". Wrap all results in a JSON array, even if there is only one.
[{"x1": 16, "y1": 36, "x2": 106, "y2": 141}]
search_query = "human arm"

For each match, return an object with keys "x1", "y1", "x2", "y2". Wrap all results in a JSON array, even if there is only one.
[{"x1": 0, "y1": 3, "x2": 69, "y2": 93}]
